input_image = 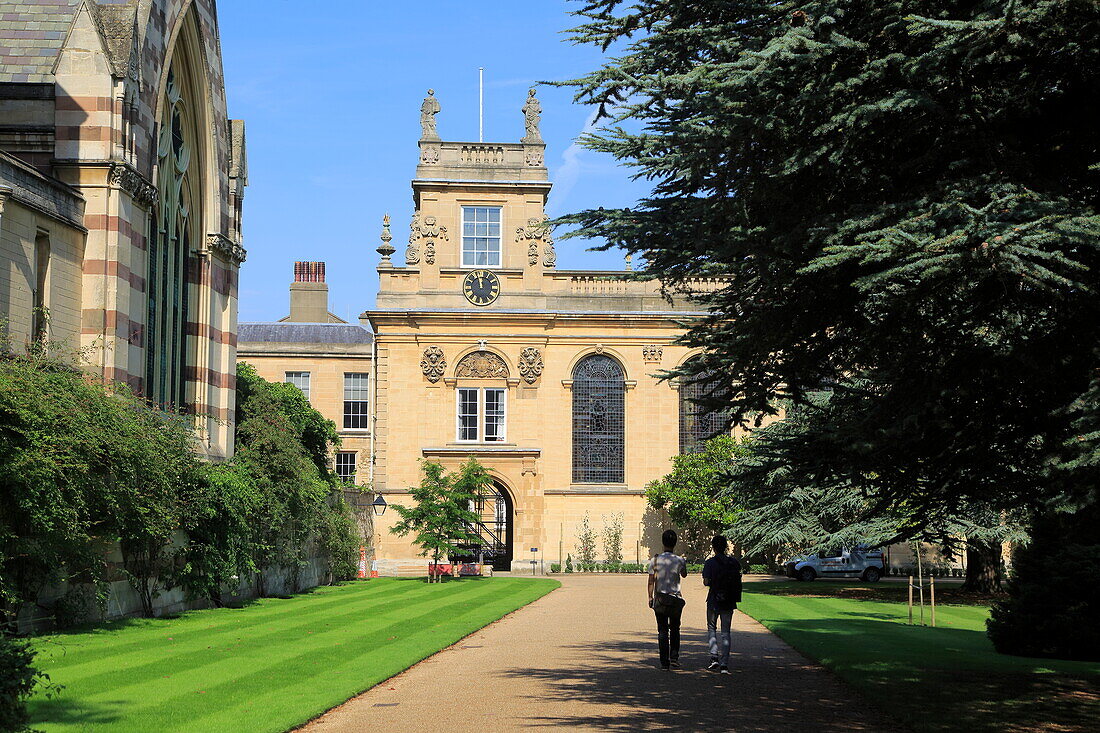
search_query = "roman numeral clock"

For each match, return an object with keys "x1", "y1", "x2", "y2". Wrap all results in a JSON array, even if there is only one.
[{"x1": 463, "y1": 269, "x2": 501, "y2": 306}]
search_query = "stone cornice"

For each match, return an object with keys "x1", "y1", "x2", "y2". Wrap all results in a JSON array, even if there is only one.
[
  {"x1": 108, "y1": 161, "x2": 157, "y2": 208},
  {"x1": 205, "y1": 233, "x2": 247, "y2": 265}
]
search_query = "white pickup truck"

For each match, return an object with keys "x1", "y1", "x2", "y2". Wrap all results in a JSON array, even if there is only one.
[{"x1": 784, "y1": 546, "x2": 886, "y2": 582}]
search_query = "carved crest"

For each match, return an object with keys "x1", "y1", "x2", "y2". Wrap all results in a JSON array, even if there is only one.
[
  {"x1": 420, "y1": 346, "x2": 446, "y2": 383},
  {"x1": 455, "y1": 351, "x2": 509, "y2": 379},
  {"x1": 525, "y1": 149, "x2": 544, "y2": 167},
  {"x1": 518, "y1": 347, "x2": 544, "y2": 384},
  {"x1": 643, "y1": 345, "x2": 664, "y2": 363}
]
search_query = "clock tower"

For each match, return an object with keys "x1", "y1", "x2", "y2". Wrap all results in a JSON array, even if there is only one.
[{"x1": 373, "y1": 88, "x2": 552, "y2": 311}]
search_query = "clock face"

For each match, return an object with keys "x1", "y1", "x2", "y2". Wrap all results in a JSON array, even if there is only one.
[{"x1": 463, "y1": 269, "x2": 501, "y2": 306}]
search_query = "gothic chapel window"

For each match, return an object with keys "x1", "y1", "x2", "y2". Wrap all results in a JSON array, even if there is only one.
[
  {"x1": 572, "y1": 355, "x2": 626, "y2": 483},
  {"x1": 147, "y1": 60, "x2": 200, "y2": 408}
]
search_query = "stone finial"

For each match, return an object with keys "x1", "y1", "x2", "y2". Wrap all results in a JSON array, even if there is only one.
[
  {"x1": 521, "y1": 88, "x2": 542, "y2": 143},
  {"x1": 377, "y1": 214, "x2": 395, "y2": 265},
  {"x1": 420, "y1": 89, "x2": 441, "y2": 141},
  {"x1": 625, "y1": 253, "x2": 633, "y2": 271}
]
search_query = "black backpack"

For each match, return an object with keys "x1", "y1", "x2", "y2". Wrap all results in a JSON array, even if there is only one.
[{"x1": 711, "y1": 556, "x2": 743, "y2": 607}]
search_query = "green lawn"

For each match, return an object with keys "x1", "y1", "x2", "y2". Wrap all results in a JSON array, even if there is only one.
[
  {"x1": 741, "y1": 582, "x2": 1100, "y2": 733},
  {"x1": 28, "y1": 577, "x2": 558, "y2": 733}
]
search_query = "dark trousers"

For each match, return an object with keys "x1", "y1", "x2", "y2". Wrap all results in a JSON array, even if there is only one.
[{"x1": 654, "y1": 605, "x2": 683, "y2": 666}]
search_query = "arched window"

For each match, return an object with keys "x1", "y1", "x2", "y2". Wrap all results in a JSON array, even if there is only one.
[
  {"x1": 572, "y1": 354, "x2": 625, "y2": 483},
  {"x1": 147, "y1": 55, "x2": 202, "y2": 408},
  {"x1": 679, "y1": 365, "x2": 729, "y2": 454}
]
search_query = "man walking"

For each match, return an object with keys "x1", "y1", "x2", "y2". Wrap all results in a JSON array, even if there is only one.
[
  {"x1": 702, "y1": 535, "x2": 742, "y2": 674},
  {"x1": 647, "y1": 529, "x2": 687, "y2": 670}
]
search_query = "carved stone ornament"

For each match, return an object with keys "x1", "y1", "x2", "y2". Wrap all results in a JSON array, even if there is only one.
[
  {"x1": 518, "y1": 347, "x2": 544, "y2": 384},
  {"x1": 109, "y1": 162, "x2": 157, "y2": 208},
  {"x1": 420, "y1": 346, "x2": 446, "y2": 383},
  {"x1": 377, "y1": 213, "x2": 395, "y2": 263},
  {"x1": 205, "y1": 233, "x2": 247, "y2": 264},
  {"x1": 543, "y1": 242, "x2": 557, "y2": 268},
  {"x1": 455, "y1": 350, "x2": 509, "y2": 379},
  {"x1": 407, "y1": 212, "x2": 449, "y2": 265},
  {"x1": 594, "y1": 344, "x2": 605, "y2": 354},
  {"x1": 420, "y1": 142, "x2": 440, "y2": 165},
  {"x1": 643, "y1": 345, "x2": 664, "y2": 363},
  {"x1": 525, "y1": 148, "x2": 544, "y2": 167},
  {"x1": 515, "y1": 215, "x2": 554, "y2": 268}
]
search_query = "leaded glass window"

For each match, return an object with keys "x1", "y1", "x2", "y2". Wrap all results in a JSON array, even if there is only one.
[
  {"x1": 146, "y1": 65, "x2": 196, "y2": 407},
  {"x1": 572, "y1": 354, "x2": 625, "y2": 483},
  {"x1": 343, "y1": 372, "x2": 369, "y2": 429},
  {"x1": 679, "y1": 368, "x2": 730, "y2": 454},
  {"x1": 461, "y1": 206, "x2": 501, "y2": 267}
]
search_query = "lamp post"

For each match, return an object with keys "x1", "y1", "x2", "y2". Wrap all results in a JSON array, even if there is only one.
[{"x1": 371, "y1": 493, "x2": 388, "y2": 516}]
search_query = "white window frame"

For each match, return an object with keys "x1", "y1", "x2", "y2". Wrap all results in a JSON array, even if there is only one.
[
  {"x1": 334, "y1": 451, "x2": 356, "y2": 483},
  {"x1": 460, "y1": 206, "x2": 502, "y2": 268},
  {"x1": 285, "y1": 371, "x2": 311, "y2": 400},
  {"x1": 455, "y1": 387, "x2": 507, "y2": 443},
  {"x1": 342, "y1": 372, "x2": 370, "y2": 430}
]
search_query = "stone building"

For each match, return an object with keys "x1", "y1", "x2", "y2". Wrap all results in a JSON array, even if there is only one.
[
  {"x1": 237, "y1": 262, "x2": 375, "y2": 491},
  {"x1": 0, "y1": 0, "x2": 246, "y2": 459},
  {"x1": 242, "y1": 90, "x2": 728, "y2": 572}
]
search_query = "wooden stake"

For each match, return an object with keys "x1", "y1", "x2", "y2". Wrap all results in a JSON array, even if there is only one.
[
  {"x1": 930, "y1": 576, "x2": 936, "y2": 627},
  {"x1": 908, "y1": 575, "x2": 913, "y2": 625}
]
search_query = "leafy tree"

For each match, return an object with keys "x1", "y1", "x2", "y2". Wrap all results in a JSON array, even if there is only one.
[
  {"x1": 233, "y1": 363, "x2": 346, "y2": 595},
  {"x1": 0, "y1": 354, "x2": 204, "y2": 621},
  {"x1": 646, "y1": 436, "x2": 747, "y2": 561},
  {"x1": 601, "y1": 512, "x2": 624, "y2": 565},
  {"x1": 723, "y1": 393, "x2": 1026, "y2": 584},
  {"x1": 987, "y1": 502, "x2": 1100, "y2": 660},
  {"x1": 575, "y1": 512, "x2": 598, "y2": 566},
  {"x1": 390, "y1": 460, "x2": 481, "y2": 582},
  {"x1": 560, "y1": 1, "x2": 1100, "y2": 534},
  {"x1": 0, "y1": 635, "x2": 54, "y2": 733}
]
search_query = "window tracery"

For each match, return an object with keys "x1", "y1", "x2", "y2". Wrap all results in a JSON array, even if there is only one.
[{"x1": 572, "y1": 354, "x2": 625, "y2": 483}]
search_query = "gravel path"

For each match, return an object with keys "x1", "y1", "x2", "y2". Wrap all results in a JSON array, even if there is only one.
[{"x1": 304, "y1": 574, "x2": 900, "y2": 732}]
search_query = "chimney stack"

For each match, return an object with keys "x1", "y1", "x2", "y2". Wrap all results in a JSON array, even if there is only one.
[{"x1": 288, "y1": 261, "x2": 332, "y2": 322}]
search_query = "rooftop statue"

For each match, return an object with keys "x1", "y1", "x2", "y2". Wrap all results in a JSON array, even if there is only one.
[
  {"x1": 420, "y1": 89, "x2": 440, "y2": 140},
  {"x1": 521, "y1": 88, "x2": 542, "y2": 143}
]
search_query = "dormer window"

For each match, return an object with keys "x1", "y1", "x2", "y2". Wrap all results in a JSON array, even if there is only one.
[{"x1": 461, "y1": 206, "x2": 502, "y2": 267}]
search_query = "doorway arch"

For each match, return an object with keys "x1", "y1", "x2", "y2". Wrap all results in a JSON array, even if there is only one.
[{"x1": 455, "y1": 480, "x2": 514, "y2": 571}]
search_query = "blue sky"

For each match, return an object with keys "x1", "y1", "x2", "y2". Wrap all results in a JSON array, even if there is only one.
[{"x1": 219, "y1": 1, "x2": 649, "y2": 323}]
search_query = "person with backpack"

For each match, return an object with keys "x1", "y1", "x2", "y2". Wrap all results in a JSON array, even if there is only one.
[
  {"x1": 702, "y1": 534, "x2": 742, "y2": 673},
  {"x1": 647, "y1": 529, "x2": 688, "y2": 670}
]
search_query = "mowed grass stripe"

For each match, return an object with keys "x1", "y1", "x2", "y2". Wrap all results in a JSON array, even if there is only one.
[
  {"x1": 57, "y1": 580, "x2": 520, "y2": 708},
  {"x1": 39, "y1": 579, "x2": 471, "y2": 687},
  {"x1": 38, "y1": 579, "x2": 430, "y2": 667},
  {"x1": 30, "y1": 578, "x2": 558, "y2": 733},
  {"x1": 739, "y1": 589, "x2": 1100, "y2": 733},
  {"x1": 137, "y1": 581, "x2": 543, "y2": 731}
]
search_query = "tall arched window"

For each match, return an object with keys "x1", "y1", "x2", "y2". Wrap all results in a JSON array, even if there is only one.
[
  {"x1": 679, "y1": 365, "x2": 729, "y2": 454},
  {"x1": 572, "y1": 354, "x2": 625, "y2": 483},
  {"x1": 147, "y1": 50, "x2": 202, "y2": 408}
]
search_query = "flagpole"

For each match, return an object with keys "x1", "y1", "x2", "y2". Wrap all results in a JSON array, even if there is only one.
[{"x1": 479, "y1": 67, "x2": 484, "y2": 142}]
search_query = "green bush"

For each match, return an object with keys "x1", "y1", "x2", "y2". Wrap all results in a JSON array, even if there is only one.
[
  {"x1": 988, "y1": 503, "x2": 1100, "y2": 661},
  {"x1": 565, "y1": 554, "x2": 573, "y2": 573},
  {"x1": 550, "y1": 563, "x2": 561, "y2": 573},
  {"x1": 749, "y1": 564, "x2": 770, "y2": 574},
  {"x1": 687, "y1": 563, "x2": 704, "y2": 574},
  {"x1": 0, "y1": 635, "x2": 53, "y2": 733}
]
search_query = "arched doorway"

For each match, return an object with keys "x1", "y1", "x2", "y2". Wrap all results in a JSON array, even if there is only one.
[{"x1": 454, "y1": 480, "x2": 513, "y2": 571}]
